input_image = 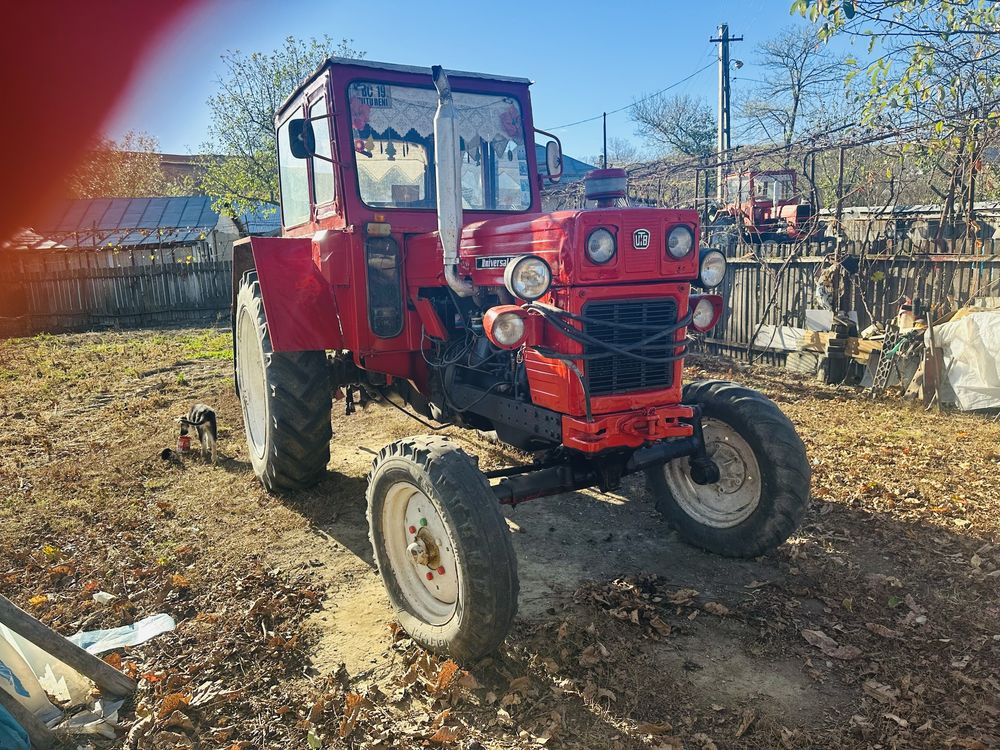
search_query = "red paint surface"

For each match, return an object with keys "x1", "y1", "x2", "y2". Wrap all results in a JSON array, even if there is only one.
[{"x1": 242, "y1": 236, "x2": 343, "y2": 352}]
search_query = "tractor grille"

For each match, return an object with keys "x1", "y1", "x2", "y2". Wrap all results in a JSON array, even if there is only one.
[{"x1": 582, "y1": 298, "x2": 679, "y2": 396}]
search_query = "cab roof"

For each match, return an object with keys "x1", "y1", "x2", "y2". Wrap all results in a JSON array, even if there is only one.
[{"x1": 278, "y1": 56, "x2": 534, "y2": 118}]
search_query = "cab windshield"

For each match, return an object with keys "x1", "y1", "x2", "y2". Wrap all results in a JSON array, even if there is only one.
[{"x1": 349, "y1": 81, "x2": 532, "y2": 212}]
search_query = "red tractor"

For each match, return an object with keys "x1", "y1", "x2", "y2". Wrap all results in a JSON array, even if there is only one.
[
  {"x1": 712, "y1": 169, "x2": 822, "y2": 243},
  {"x1": 232, "y1": 58, "x2": 810, "y2": 660}
]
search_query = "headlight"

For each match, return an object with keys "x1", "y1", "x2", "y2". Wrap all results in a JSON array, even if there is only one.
[
  {"x1": 483, "y1": 305, "x2": 530, "y2": 349},
  {"x1": 690, "y1": 297, "x2": 719, "y2": 332},
  {"x1": 698, "y1": 249, "x2": 727, "y2": 288},
  {"x1": 586, "y1": 228, "x2": 616, "y2": 263},
  {"x1": 490, "y1": 311, "x2": 526, "y2": 346},
  {"x1": 504, "y1": 255, "x2": 552, "y2": 301},
  {"x1": 667, "y1": 225, "x2": 694, "y2": 258}
]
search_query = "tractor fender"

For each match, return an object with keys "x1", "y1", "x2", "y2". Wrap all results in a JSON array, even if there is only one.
[{"x1": 232, "y1": 235, "x2": 343, "y2": 352}]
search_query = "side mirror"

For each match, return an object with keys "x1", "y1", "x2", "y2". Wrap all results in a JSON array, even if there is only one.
[
  {"x1": 288, "y1": 118, "x2": 316, "y2": 160},
  {"x1": 545, "y1": 140, "x2": 563, "y2": 182},
  {"x1": 535, "y1": 128, "x2": 563, "y2": 183}
]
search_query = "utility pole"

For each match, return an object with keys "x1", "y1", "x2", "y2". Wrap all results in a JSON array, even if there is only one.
[{"x1": 710, "y1": 23, "x2": 742, "y2": 201}]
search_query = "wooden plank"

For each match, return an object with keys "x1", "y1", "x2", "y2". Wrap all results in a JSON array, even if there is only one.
[{"x1": 0, "y1": 595, "x2": 136, "y2": 698}]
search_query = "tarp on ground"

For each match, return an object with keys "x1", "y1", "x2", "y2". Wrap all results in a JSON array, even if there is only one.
[{"x1": 931, "y1": 310, "x2": 1000, "y2": 411}]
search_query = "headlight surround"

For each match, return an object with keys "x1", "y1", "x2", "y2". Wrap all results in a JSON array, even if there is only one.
[
  {"x1": 698, "y1": 249, "x2": 727, "y2": 288},
  {"x1": 503, "y1": 255, "x2": 552, "y2": 301},
  {"x1": 666, "y1": 225, "x2": 695, "y2": 258},
  {"x1": 490, "y1": 311, "x2": 526, "y2": 347},
  {"x1": 690, "y1": 296, "x2": 721, "y2": 332},
  {"x1": 586, "y1": 228, "x2": 616, "y2": 264}
]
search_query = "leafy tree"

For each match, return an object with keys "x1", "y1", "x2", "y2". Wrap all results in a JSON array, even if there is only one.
[
  {"x1": 792, "y1": 0, "x2": 1000, "y2": 123},
  {"x1": 740, "y1": 26, "x2": 850, "y2": 155},
  {"x1": 629, "y1": 94, "x2": 717, "y2": 157},
  {"x1": 200, "y1": 36, "x2": 363, "y2": 217},
  {"x1": 68, "y1": 131, "x2": 192, "y2": 198}
]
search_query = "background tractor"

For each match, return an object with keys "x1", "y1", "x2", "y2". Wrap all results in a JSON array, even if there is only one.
[
  {"x1": 232, "y1": 58, "x2": 811, "y2": 660},
  {"x1": 710, "y1": 168, "x2": 824, "y2": 243}
]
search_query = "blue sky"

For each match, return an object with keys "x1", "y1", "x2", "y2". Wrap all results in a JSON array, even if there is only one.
[{"x1": 108, "y1": 0, "x2": 817, "y2": 160}]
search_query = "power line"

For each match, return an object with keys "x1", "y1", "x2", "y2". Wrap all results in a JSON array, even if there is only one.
[{"x1": 544, "y1": 61, "x2": 716, "y2": 132}]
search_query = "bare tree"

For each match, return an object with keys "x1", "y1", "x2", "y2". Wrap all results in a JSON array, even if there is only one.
[
  {"x1": 629, "y1": 94, "x2": 716, "y2": 157},
  {"x1": 739, "y1": 26, "x2": 849, "y2": 155},
  {"x1": 587, "y1": 137, "x2": 642, "y2": 167}
]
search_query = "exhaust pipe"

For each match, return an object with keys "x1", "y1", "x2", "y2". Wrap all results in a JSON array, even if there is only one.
[{"x1": 432, "y1": 65, "x2": 475, "y2": 297}]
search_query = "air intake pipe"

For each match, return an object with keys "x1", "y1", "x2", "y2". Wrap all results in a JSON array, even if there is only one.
[{"x1": 432, "y1": 65, "x2": 475, "y2": 297}]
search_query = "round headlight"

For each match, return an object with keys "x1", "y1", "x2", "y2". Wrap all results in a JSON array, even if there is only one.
[
  {"x1": 691, "y1": 297, "x2": 718, "y2": 331},
  {"x1": 698, "y1": 249, "x2": 727, "y2": 288},
  {"x1": 490, "y1": 311, "x2": 526, "y2": 347},
  {"x1": 504, "y1": 255, "x2": 552, "y2": 301},
  {"x1": 667, "y1": 225, "x2": 694, "y2": 258},
  {"x1": 586, "y1": 228, "x2": 616, "y2": 263}
]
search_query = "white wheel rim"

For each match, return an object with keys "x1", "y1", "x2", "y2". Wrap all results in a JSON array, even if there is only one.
[
  {"x1": 662, "y1": 417, "x2": 762, "y2": 528},
  {"x1": 382, "y1": 481, "x2": 459, "y2": 625},
  {"x1": 236, "y1": 306, "x2": 267, "y2": 460}
]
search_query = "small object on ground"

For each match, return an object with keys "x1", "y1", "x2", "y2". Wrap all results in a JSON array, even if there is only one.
[
  {"x1": 91, "y1": 592, "x2": 116, "y2": 606},
  {"x1": 68, "y1": 613, "x2": 176, "y2": 655},
  {"x1": 178, "y1": 403, "x2": 217, "y2": 463}
]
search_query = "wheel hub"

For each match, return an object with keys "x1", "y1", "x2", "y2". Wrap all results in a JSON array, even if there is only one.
[
  {"x1": 382, "y1": 482, "x2": 458, "y2": 625},
  {"x1": 660, "y1": 417, "x2": 762, "y2": 529}
]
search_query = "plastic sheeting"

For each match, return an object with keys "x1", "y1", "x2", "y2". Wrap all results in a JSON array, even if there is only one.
[{"x1": 932, "y1": 310, "x2": 1000, "y2": 411}]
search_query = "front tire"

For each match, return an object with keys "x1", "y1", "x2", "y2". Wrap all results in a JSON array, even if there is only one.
[
  {"x1": 646, "y1": 380, "x2": 810, "y2": 557},
  {"x1": 367, "y1": 436, "x2": 518, "y2": 660},
  {"x1": 235, "y1": 271, "x2": 332, "y2": 492}
]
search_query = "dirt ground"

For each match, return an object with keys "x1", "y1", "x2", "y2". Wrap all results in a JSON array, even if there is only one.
[{"x1": 1, "y1": 327, "x2": 998, "y2": 750}]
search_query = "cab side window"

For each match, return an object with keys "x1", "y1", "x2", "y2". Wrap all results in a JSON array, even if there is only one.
[
  {"x1": 277, "y1": 114, "x2": 310, "y2": 226},
  {"x1": 310, "y1": 97, "x2": 335, "y2": 205}
]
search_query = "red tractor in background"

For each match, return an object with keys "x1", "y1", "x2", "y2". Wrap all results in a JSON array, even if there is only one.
[
  {"x1": 711, "y1": 169, "x2": 823, "y2": 243},
  {"x1": 232, "y1": 58, "x2": 810, "y2": 660}
]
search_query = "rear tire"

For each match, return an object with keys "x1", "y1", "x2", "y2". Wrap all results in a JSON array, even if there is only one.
[
  {"x1": 646, "y1": 380, "x2": 810, "y2": 557},
  {"x1": 367, "y1": 436, "x2": 518, "y2": 660},
  {"x1": 235, "y1": 271, "x2": 332, "y2": 492}
]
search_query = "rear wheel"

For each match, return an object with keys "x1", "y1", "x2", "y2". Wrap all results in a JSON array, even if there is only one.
[
  {"x1": 367, "y1": 436, "x2": 518, "y2": 660},
  {"x1": 646, "y1": 380, "x2": 810, "y2": 557},
  {"x1": 235, "y1": 271, "x2": 332, "y2": 492}
]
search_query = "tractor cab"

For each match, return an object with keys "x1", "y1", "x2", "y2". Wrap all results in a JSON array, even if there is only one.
[
  {"x1": 271, "y1": 57, "x2": 558, "y2": 236},
  {"x1": 718, "y1": 169, "x2": 820, "y2": 243}
]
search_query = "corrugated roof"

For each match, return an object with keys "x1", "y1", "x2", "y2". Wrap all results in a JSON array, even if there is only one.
[{"x1": 20, "y1": 196, "x2": 221, "y2": 250}]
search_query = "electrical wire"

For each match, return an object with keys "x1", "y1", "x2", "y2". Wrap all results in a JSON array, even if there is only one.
[{"x1": 543, "y1": 61, "x2": 716, "y2": 131}]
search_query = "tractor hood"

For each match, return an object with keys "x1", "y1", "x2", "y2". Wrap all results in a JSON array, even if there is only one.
[{"x1": 432, "y1": 207, "x2": 701, "y2": 288}]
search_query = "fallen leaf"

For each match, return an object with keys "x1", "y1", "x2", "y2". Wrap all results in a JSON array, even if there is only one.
[
  {"x1": 863, "y1": 680, "x2": 899, "y2": 705},
  {"x1": 801, "y1": 629, "x2": 862, "y2": 660},
  {"x1": 865, "y1": 622, "x2": 901, "y2": 639},
  {"x1": 157, "y1": 693, "x2": 191, "y2": 719},
  {"x1": 428, "y1": 726, "x2": 461, "y2": 744},
  {"x1": 735, "y1": 709, "x2": 756, "y2": 738},
  {"x1": 667, "y1": 588, "x2": 698, "y2": 605},
  {"x1": 28, "y1": 594, "x2": 47, "y2": 607},
  {"x1": 703, "y1": 602, "x2": 730, "y2": 617},
  {"x1": 649, "y1": 617, "x2": 672, "y2": 636},
  {"x1": 884, "y1": 713, "x2": 908, "y2": 728},
  {"x1": 434, "y1": 660, "x2": 460, "y2": 693},
  {"x1": 509, "y1": 676, "x2": 532, "y2": 694}
]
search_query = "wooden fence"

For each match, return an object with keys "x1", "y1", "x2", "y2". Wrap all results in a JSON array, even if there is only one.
[
  {"x1": 701, "y1": 242, "x2": 1000, "y2": 363},
  {"x1": 0, "y1": 261, "x2": 232, "y2": 338}
]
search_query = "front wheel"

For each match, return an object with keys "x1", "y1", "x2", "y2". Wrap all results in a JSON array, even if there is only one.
[
  {"x1": 646, "y1": 380, "x2": 810, "y2": 558},
  {"x1": 367, "y1": 436, "x2": 518, "y2": 660}
]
